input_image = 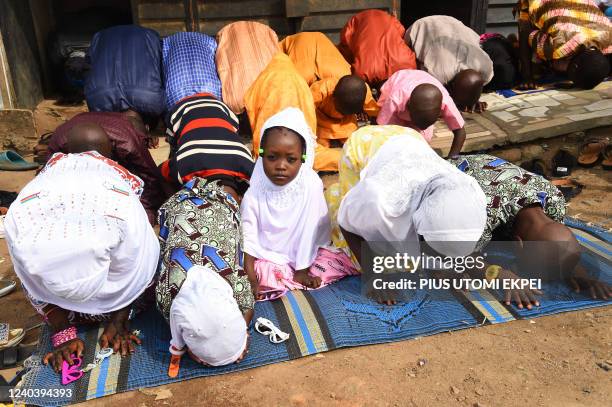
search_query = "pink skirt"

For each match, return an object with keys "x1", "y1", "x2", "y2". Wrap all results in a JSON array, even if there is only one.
[{"x1": 254, "y1": 247, "x2": 358, "y2": 301}]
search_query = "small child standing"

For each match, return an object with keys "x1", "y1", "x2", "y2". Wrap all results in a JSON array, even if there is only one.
[{"x1": 241, "y1": 107, "x2": 357, "y2": 301}]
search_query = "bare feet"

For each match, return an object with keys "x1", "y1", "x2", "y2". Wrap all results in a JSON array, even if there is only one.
[
  {"x1": 517, "y1": 81, "x2": 537, "y2": 90},
  {"x1": 293, "y1": 269, "x2": 322, "y2": 289}
]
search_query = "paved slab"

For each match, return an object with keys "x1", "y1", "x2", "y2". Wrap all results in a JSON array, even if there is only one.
[{"x1": 430, "y1": 82, "x2": 612, "y2": 155}]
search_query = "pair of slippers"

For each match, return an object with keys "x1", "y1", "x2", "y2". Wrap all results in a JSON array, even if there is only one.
[
  {"x1": 521, "y1": 149, "x2": 583, "y2": 201},
  {"x1": 577, "y1": 139, "x2": 611, "y2": 170},
  {"x1": 521, "y1": 148, "x2": 576, "y2": 178}
]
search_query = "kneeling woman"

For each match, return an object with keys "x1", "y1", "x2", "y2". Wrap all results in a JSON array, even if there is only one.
[{"x1": 5, "y1": 151, "x2": 159, "y2": 372}]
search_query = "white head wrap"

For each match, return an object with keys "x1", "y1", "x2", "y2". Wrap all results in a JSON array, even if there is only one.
[
  {"x1": 241, "y1": 107, "x2": 331, "y2": 269},
  {"x1": 4, "y1": 152, "x2": 159, "y2": 314},
  {"x1": 338, "y1": 134, "x2": 486, "y2": 258},
  {"x1": 169, "y1": 265, "x2": 247, "y2": 366}
]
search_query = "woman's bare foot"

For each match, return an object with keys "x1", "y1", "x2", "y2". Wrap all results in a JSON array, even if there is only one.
[{"x1": 293, "y1": 269, "x2": 322, "y2": 288}]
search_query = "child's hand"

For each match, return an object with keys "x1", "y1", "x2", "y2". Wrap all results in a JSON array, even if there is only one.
[
  {"x1": 243, "y1": 309, "x2": 254, "y2": 326},
  {"x1": 499, "y1": 268, "x2": 543, "y2": 309},
  {"x1": 235, "y1": 331, "x2": 250, "y2": 364},
  {"x1": 567, "y1": 266, "x2": 610, "y2": 300}
]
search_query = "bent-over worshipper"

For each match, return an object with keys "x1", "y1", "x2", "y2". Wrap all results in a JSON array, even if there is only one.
[{"x1": 4, "y1": 149, "x2": 159, "y2": 373}]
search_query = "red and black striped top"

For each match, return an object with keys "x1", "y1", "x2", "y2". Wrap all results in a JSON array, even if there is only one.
[{"x1": 162, "y1": 93, "x2": 254, "y2": 185}]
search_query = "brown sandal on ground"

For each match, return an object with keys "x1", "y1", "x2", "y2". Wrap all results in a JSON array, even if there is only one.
[
  {"x1": 602, "y1": 144, "x2": 612, "y2": 171},
  {"x1": 551, "y1": 178, "x2": 584, "y2": 201},
  {"x1": 577, "y1": 139, "x2": 607, "y2": 167}
]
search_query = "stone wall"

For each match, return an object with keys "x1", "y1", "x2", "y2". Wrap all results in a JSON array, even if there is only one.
[{"x1": 0, "y1": 109, "x2": 38, "y2": 153}]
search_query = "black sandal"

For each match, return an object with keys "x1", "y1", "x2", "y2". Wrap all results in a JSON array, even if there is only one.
[
  {"x1": 520, "y1": 159, "x2": 547, "y2": 177},
  {"x1": 552, "y1": 149, "x2": 576, "y2": 177},
  {"x1": 0, "y1": 342, "x2": 38, "y2": 370}
]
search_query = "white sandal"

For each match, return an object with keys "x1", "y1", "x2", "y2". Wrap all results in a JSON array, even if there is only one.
[
  {"x1": 254, "y1": 317, "x2": 290, "y2": 344},
  {"x1": 0, "y1": 279, "x2": 16, "y2": 298},
  {"x1": 0, "y1": 327, "x2": 25, "y2": 350}
]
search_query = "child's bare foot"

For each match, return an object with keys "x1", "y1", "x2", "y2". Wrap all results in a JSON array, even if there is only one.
[{"x1": 294, "y1": 269, "x2": 322, "y2": 288}]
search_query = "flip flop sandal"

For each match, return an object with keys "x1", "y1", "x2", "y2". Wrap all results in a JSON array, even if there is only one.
[
  {"x1": 552, "y1": 149, "x2": 577, "y2": 177},
  {"x1": 0, "y1": 328, "x2": 25, "y2": 350},
  {"x1": 33, "y1": 132, "x2": 54, "y2": 165},
  {"x1": 0, "y1": 341, "x2": 37, "y2": 371},
  {"x1": 38, "y1": 132, "x2": 54, "y2": 145},
  {"x1": 254, "y1": 317, "x2": 290, "y2": 344},
  {"x1": 602, "y1": 144, "x2": 612, "y2": 171},
  {"x1": 0, "y1": 345, "x2": 20, "y2": 370},
  {"x1": 577, "y1": 139, "x2": 607, "y2": 168},
  {"x1": 520, "y1": 159, "x2": 547, "y2": 177},
  {"x1": 551, "y1": 179, "x2": 584, "y2": 201},
  {"x1": 0, "y1": 151, "x2": 39, "y2": 171},
  {"x1": 0, "y1": 280, "x2": 16, "y2": 297}
]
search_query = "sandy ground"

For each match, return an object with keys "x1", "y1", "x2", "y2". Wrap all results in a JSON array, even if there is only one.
[{"x1": 0, "y1": 104, "x2": 610, "y2": 406}]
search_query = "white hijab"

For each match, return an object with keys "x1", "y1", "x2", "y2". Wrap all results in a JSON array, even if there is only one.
[
  {"x1": 241, "y1": 107, "x2": 331, "y2": 270},
  {"x1": 4, "y1": 153, "x2": 159, "y2": 314},
  {"x1": 338, "y1": 135, "x2": 486, "y2": 258}
]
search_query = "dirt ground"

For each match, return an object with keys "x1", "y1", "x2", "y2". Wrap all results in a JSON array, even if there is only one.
[{"x1": 0, "y1": 104, "x2": 610, "y2": 406}]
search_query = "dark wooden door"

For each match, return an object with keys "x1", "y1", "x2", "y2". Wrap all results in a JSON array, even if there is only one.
[
  {"x1": 401, "y1": 0, "x2": 489, "y2": 34},
  {"x1": 131, "y1": 0, "x2": 399, "y2": 42}
]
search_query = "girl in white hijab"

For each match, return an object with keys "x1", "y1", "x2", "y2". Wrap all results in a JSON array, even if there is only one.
[{"x1": 241, "y1": 107, "x2": 357, "y2": 301}]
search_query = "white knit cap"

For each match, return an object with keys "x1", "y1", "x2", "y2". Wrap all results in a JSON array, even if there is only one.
[{"x1": 169, "y1": 265, "x2": 247, "y2": 366}]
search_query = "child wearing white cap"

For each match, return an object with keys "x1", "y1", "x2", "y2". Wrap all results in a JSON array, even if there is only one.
[
  {"x1": 156, "y1": 177, "x2": 255, "y2": 366},
  {"x1": 169, "y1": 265, "x2": 248, "y2": 366}
]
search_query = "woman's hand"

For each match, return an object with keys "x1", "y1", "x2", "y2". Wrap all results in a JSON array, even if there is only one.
[
  {"x1": 99, "y1": 308, "x2": 141, "y2": 356},
  {"x1": 43, "y1": 338, "x2": 85, "y2": 373}
]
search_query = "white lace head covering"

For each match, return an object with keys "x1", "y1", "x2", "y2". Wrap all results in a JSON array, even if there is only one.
[
  {"x1": 241, "y1": 107, "x2": 330, "y2": 269},
  {"x1": 338, "y1": 134, "x2": 486, "y2": 257},
  {"x1": 4, "y1": 152, "x2": 159, "y2": 314}
]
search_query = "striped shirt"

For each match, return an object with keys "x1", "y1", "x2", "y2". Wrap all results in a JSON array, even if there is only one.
[
  {"x1": 162, "y1": 94, "x2": 254, "y2": 185},
  {"x1": 517, "y1": 0, "x2": 612, "y2": 60}
]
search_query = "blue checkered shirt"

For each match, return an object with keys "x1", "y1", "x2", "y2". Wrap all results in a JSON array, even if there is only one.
[{"x1": 162, "y1": 32, "x2": 222, "y2": 110}]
